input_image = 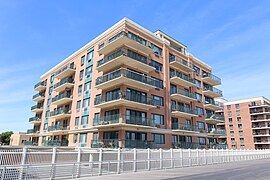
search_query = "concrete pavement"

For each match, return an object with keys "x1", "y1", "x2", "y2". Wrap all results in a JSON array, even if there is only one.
[{"x1": 83, "y1": 158, "x2": 270, "y2": 180}]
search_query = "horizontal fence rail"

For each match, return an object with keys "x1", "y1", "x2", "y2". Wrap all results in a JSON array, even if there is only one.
[{"x1": 1, "y1": 147, "x2": 270, "y2": 179}]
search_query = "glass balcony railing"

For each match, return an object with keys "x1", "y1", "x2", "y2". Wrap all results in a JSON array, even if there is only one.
[
  {"x1": 173, "y1": 141, "x2": 200, "y2": 149},
  {"x1": 170, "y1": 71, "x2": 195, "y2": 84},
  {"x1": 29, "y1": 117, "x2": 41, "y2": 123},
  {"x1": 94, "y1": 91, "x2": 156, "y2": 107},
  {"x1": 91, "y1": 139, "x2": 119, "y2": 148},
  {"x1": 48, "y1": 124, "x2": 69, "y2": 131},
  {"x1": 171, "y1": 106, "x2": 198, "y2": 115},
  {"x1": 54, "y1": 77, "x2": 74, "y2": 89},
  {"x1": 93, "y1": 114, "x2": 120, "y2": 125},
  {"x1": 31, "y1": 105, "x2": 43, "y2": 111},
  {"x1": 208, "y1": 143, "x2": 227, "y2": 149},
  {"x1": 32, "y1": 93, "x2": 45, "y2": 100},
  {"x1": 170, "y1": 88, "x2": 196, "y2": 99},
  {"x1": 50, "y1": 108, "x2": 71, "y2": 117},
  {"x1": 26, "y1": 129, "x2": 39, "y2": 134},
  {"x1": 205, "y1": 100, "x2": 223, "y2": 107},
  {"x1": 52, "y1": 92, "x2": 73, "y2": 103},
  {"x1": 55, "y1": 64, "x2": 75, "y2": 77},
  {"x1": 34, "y1": 81, "x2": 46, "y2": 89},
  {"x1": 202, "y1": 72, "x2": 221, "y2": 84},
  {"x1": 172, "y1": 123, "x2": 198, "y2": 132},
  {"x1": 125, "y1": 140, "x2": 156, "y2": 149},
  {"x1": 207, "y1": 128, "x2": 226, "y2": 135},
  {"x1": 203, "y1": 85, "x2": 223, "y2": 96},
  {"x1": 206, "y1": 114, "x2": 225, "y2": 121},
  {"x1": 96, "y1": 68, "x2": 163, "y2": 88},
  {"x1": 45, "y1": 140, "x2": 69, "y2": 146},
  {"x1": 169, "y1": 55, "x2": 192, "y2": 68},
  {"x1": 97, "y1": 48, "x2": 154, "y2": 68}
]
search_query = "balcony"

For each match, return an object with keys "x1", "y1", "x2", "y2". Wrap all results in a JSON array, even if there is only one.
[
  {"x1": 253, "y1": 133, "x2": 270, "y2": 137},
  {"x1": 251, "y1": 118, "x2": 270, "y2": 122},
  {"x1": 249, "y1": 103, "x2": 270, "y2": 108},
  {"x1": 207, "y1": 128, "x2": 226, "y2": 136},
  {"x1": 170, "y1": 89, "x2": 196, "y2": 103},
  {"x1": 95, "y1": 68, "x2": 161, "y2": 91},
  {"x1": 94, "y1": 91, "x2": 156, "y2": 110},
  {"x1": 29, "y1": 117, "x2": 41, "y2": 124},
  {"x1": 34, "y1": 81, "x2": 46, "y2": 91},
  {"x1": 52, "y1": 93, "x2": 73, "y2": 106},
  {"x1": 48, "y1": 125, "x2": 70, "y2": 132},
  {"x1": 31, "y1": 105, "x2": 43, "y2": 113},
  {"x1": 172, "y1": 123, "x2": 199, "y2": 133},
  {"x1": 54, "y1": 78, "x2": 74, "y2": 92},
  {"x1": 250, "y1": 110, "x2": 270, "y2": 116},
  {"x1": 91, "y1": 139, "x2": 119, "y2": 148},
  {"x1": 173, "y1": 141, "x2": 200, "y2": 149},
  {"x1": 171, "y1": 106, "x2": 198, "y2": 119},
  {"x1": 45, "y1": 140, "x2": 69, "y2": 146},
  {"x1": 96, "y1": 48, "x2": 155, "y2": 73},
  {"x1": 50, "y1": 108, "x2": 71, "y2": 120},
  {"x1": 254, "y1": 140, "x2": 270, "y2": 144},
  {"x1": 26, "y1": 129, "x2": 39, "y2": 134},
  {"x1": 93, "y1": 114, "x2": 155, "y2": 129},
  {"x1": 202, "y1": 72, "x2": 221, "y2": 86},
  {"x1": 32, "y1": 93, "x2": 45, "y2": 102},
  {"x1": 55, "y1": 64, "x2": 76, "y2": 80},
  {"x1": 98, "y1": 31, "x2": 153, "y2": 55},
  {"x1": 203, "y1": 85, "x2": 223, "y2": 98},
  {"x1": 252, "y1": 125, "x2": 270, "y2": 130},
  {"x1": 208, "y1": 143, "x2": 227, "y2": 149},
  {"x1": 125, "y1": 140, "x2": 156, "y2": 149},
  {"x1": 204, "y1": 100, "x2": 223, "y2": 111},
  {"x1": 170, "y1": 72, "x2": 195, "y2": 88},
  {"x1": 169, "y1": 55, "x2": 193, "y2": 73},
  {"x1": 205, "y1": 114, "x2": 225, "y2": 124}
]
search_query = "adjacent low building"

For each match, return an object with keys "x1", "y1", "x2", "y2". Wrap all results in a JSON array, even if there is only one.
[{"x1": 26, "y1": 18, "x2": 225, "y2": 149}]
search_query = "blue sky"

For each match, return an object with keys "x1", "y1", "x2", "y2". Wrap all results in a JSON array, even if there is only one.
[{"x1": 1, "y1": 0, "x2": 270, "y2": 133}]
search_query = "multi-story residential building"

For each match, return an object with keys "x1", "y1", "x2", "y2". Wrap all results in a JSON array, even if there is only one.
[
  {"x1": 224, "y1": 96, "x2": 270, "y2": 150},
  {"x1": 26, "y1": 18, "x2": 225, "y2": 149}
]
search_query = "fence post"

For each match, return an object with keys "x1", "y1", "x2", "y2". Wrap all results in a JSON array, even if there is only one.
[
  {"x1": 221, "y1": 149, "x2": 224, "y2": 163},
  {"x1": 19, "y1": 147, "x2": 27, "y2": 180},
  {"x1": 188, "y1": 148, "x2": 191, "y2": 166},
  {"x1": 147, "y1": 148, "x2": 151, "y2": 171},
  {"x1": 117, "y1": 148, "x2": 121, "y2": 174},
  {"x1": 203, "y1": 149, "x2": 206, "y2": 165},
  {"x1": 133, "y1": 148, "x2": 136, "y2": 172},
  {"x1": 1, "y1": 167, "x2": 6, "y2": 180},
  {"x1": 98, "y1": 149, "x2": 103, "y2": 176},
  {"x1": 211, "y1": 149, "x2": 213, "y2": 164},
  {"x1": 180, "y1": 148, "x2": 183, "y2": 167},
  {"x1": 196, "y1": 149, "x2": 199, "y2": 166},
  {"x1": 50, "y1": 147, "x2": 57, "y2": 179},
  {"x1": 170, "y1": 148, "x2": 174, "y2": 168},
  {"x1": 89, "y1": 151, "x2": 93, "y2": 175},
  {"x1": 76, "y1": 148, "x2": 81, "y2": 178},
  {"x1": 159, "y1": 148, "x2": 163, "y2": 169}
]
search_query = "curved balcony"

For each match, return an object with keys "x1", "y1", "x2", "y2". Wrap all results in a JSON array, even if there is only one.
[
  {"x1": 206, "y1": 114, "x2": 225, "y2": 124},
  {"x1": 32, "y1": 93, "x2": 45, "y2": 102},
  {"x1": 50, "y1": 108, "x2": 71, "y2": 120},
  {"x1": 170, "y1": 72, "x2": 195, "y2": 88},
  {"x1": 55, "y1": 64, "x2": 76, "y2": 80},
  {"x1": 169, "y1": 55, "x2": 193, "y2": 73},
  {"x1": 96, "y1": 48, "x2": 155, "y2": 73},
  {"x1": 31, "y1": 105, "x2": 43, "y2": 113},
  {"x1": 34, "y1": 81, "x2": 46, "y2": 92},
  {"x1": 172, "y1": 123, "x2": 199, "y2": 134},
  {"x1": 202, "y1": 72, "x2": 221, "y2": 86},
  {"x1": 52, "y1": 93, "x2": 73, "y2": 106},
  {"x1": 54, "y1": 77, "x2": 74, "y2": 92},
  {"x1": 95, "y1": 68, "x2": 162, "y2": 91},
  {"x1": 203, "y1": 85, "x2": 223, "y2": 98},
  {"x1": 171, "y1": 106, "x2": 198, "y2": 119},
  {"x1": 204, "y1": 100, "x2": 223, "y2": 111},
  {"x1": 29, "y1": 117, "x2": 41, "y2": 124},
  {"x1": 98, "y1": 31, "x2": 153, "y2": 55},
  {"x1": 170, "y1": 88, "x2": 196, "y2": 103},
  {"x1": 94, "y1": 91, "x2": 156, "y2": 110}
]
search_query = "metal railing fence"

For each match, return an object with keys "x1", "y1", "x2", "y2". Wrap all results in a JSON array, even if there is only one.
[{"x1": 1, "y1": 147, "x2": 270, "y2": 179}]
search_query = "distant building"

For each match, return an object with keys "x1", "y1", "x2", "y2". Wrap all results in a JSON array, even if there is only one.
[{"x1": 10, "y1": 132, "x2": 31, "y2": 146}]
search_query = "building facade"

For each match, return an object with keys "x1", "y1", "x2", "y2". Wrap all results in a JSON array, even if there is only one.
[
  {"x1": 224, "y1": 96, "x2": 270, "y2": 150},
  {"x1": 27, "y1": 18, "x2": 225, "y2": 149}
]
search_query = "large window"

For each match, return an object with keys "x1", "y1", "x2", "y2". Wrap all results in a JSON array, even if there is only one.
[
  {"x1": 197, "y1": 121, "x2": 205, "y2": 130},
  {"x1": 78, "y1": 85, "x2": 82, "y2": 96},
  {"x1": 151, "y1": 114, "x2": 164, "y2": 125},
  {"x1": 198, "y1": 137, "x2": 206, "y2": 145},
  {"x1": 193, "y1": 66, "x2": 200, "y2": 74},
  {"x1": 85, "y1": 65, "x2": 93, "y2": 77},
  {"x1": 152, "y1": 133, "x2": 165, "y2": 144},
  {"x1": 152, "y1": 95, "x2": 164, "y2": 106},
  {"x1": 151, "y1": 77, "x2": 163, "y2": 88},
  {"x1": 81, "y1": 116, "x2": 89, "y2": 125},
  {"x1": 87, "y1": 49, "x2": 94, "y2": 62},
  {"x1": 196, "y1": 107, "x2": 204, "y2": 116},
  {"x1": 80, "y1": 133, "x2": 87, "y2": 146},
  {"x1": 83, "y1": 98, "x2": 90, "y2": 108},
  {"x1": 79, "y1": 70, "x2": 84, "y2": 80},
  {"x1": 170, "y1": 84, "x2": 177, "y2": 94},
  {"x1": 151, "y1": 60, "x2": 162, "y2": 72},
  {"x1": 76, "y1": 101, "x2": 81, "y2": 110},
  {"x1": 195, "y1": 93, "x2": 202, "y2": 101},
  {"x1": 151, "y1": 43, "x2": 162, "y2": 56},
  {"x1": 195, "y1": 79, "x2": 201, "y2": 88},
  {"x1": 84, "y1": 82, "x2": 91, "y2": 91},
  {"x1": 81, "y1": 56, "x2": 85, "y2": 66},
  {"x1": 75, "y1": 117, "x2": 79, "y2": 126}
]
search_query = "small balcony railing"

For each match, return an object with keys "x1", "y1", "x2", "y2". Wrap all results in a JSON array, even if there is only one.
[
  {"x1": 172, "y1": 123, "x2": 198, "y2": 132},
  {"x1": 50, "y1": 108, "x2": 71, "y2": 117},
  {"x1": 91, "y1": 139, "x2": 119, "y2": 148},
  {"x1": 34, "y1": 81, "x2": 46, "y2": 89},
  {"x1": 170, "y1": 71, "x2": 195, "y2": 84},
  {"x1": 26, "y1": 129, "x2": 39, "y2": 134},
  {"x1": 203, "y1": 85, "x2": 223, "y2": 96},
  {"x1": 29, "y1": 117, "x2": 41, "y2": 123},
  {"x1": 48, "y1": 124, "x2": 69, "y2": 131},
  {"x1": 32, "y1": 93, "x2": 45, "y2": 100},
  {"x1": 125, "y1": 139, "x2": 156, "y2": 149},
  {"x1": 205, "y1": 100, "x2": 223, "y2": 107},
  {"x1": 202, "y1": 72, "x2": 221, "y2": 84},
  {"x1": 45, "y1": 140, "x2": 69, "y2": 146},
  {"x1": 55, "y1": 64, "x2": 75, "y2": 77},
  {"x1": 170, "y1": 88, "x2": 196, "y2": 99},
  {"x1": 207, "y1": 128, "x2": 226, "y2": 135},
  {"x1": 53, "y1": 77, "x2": 74, "y2": 89},
  {"x1": 208, "y1": 143, "x2": 227, "y2": 149},
  {"x1": 171, "y1": 106, "x2": 198, "y2": 115},
  {"x1": 31, "y1": 105, "x2": 43, "y2": 111},
  {"x1": 169, "y1": 55, "x2": 192, "y2": 68},
  {"x1": 173, "y1": 141, "x2": 200, "y2": 149},
  {"x1": 52, "y1": 92, "x2": 73, "y2": 103},
  {"x1": 206, "y1": 114, "x2": 225, "y2": 121}
]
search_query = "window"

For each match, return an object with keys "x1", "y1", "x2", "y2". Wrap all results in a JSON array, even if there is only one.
[
  {"x1": 151, "y1": 60, "x2": 162, "y2": 72},
  {"x1": 231, "y1": 138, "x2": 235, "y2": 142},
  {"x1": 84, "y1": 82, "x2": 91, "y2": 91},
  {"x1": 79, "y1": 70, "x2": 84, "y2": 80},
  {"x1": 78, "y1": 85, "x2": 82, "y2": 96},
  {"x1": 50, "y1": 75, "x2": 54, "y2": 83},
  {"x1": 49, "y1": 87, "x2": 53, "y2": 95},
  {"x1": 239, "y1": 130, "x2": 243, "y2": 136},
  {"x1": 237, "y1": 117, "x2": 241, "y2": 122},
  {"x1": 238, "y1": 124, "x2": 243, "y2": 129},
  {"x1": 228, "y1": 118, "x2": 233, "y2": 123},
  {"x1": 186, "y1": 136, "x2": 192, "y2": 142},
  {"x1": 197, "y1": 121, "x2": 205, "y2": 130},
  {"x1": 81, "y1": 116, "x2": 89, "y2": 125},
  {"x1": 172, "y1": 135, "x2": 178, "y2": 144},
  {"x1": 152, "y1": 114, "x2": 164, "y2": 125},
  {"x1": 228, "y1": 111, "x2": 232, "y2": 117},
  {"x1": 152, "y1": 133, "x2": 165, "y2": 144},
  {"x1": 43, "y1": 123, "x2": 48, "y2": 131},
  {"x1": 229, "y1": 125, "x2": 233, "y2": 130},
  {"x1": 47, "y1": 98, "x2": 51, "y2": 106},
  {"x1": 74, "y1": 134, "x2": 78, "y2": 143},
  {"x1": 227, "y1": 105, "x2": 231, "y2": 110},
  {"x1": 46, "y1": 110, "x2": 50, "y2": 118},
  {"x1": 193, "y1": 66, "x2": 200, "y2": 74},
  {"x1": 151, "y1": 77, "x2": 163, "y2": 88},
  {"x1": 83, "y1": 98, "x2": 90, "y2": 108},
  {"x1": 152, "y1": 95, "x2": 164, "y2": 106},
  {"x1": 87, "y1": 49, "x2": 94, "y2": 62},
  {"x1": 198, "y1": 137, "x2": 206, "y2": 145},
  {"x1": 240, "y1": 138, "x2": 244, "y2": 143},
  {"x1": 79, "y1": 133, "x2": 87, "y2": 146},
  {"x1": 170, "y1": 84, "x2": 177, "y2": 94},
  {"x1": 81, "y1": 56, "x2": 85, "y2": 66},
  {"x1": 151, "y1": 43, "x2": 162, "y2": 56},
  {"x1": 171, "y1": 100, "x2": 177, "y2": 110},
  {"x1": 85, "y1": 65, "x2": 92, "y2": 76},
  {"x1": 240, "y1": 145, "x2": 245, "y2": 149},
  {"x1": 236, "y1": 110, "x2": 240, "y2": 116},
  {"x1": 75, "y1": 117, "x2": 79, "y2": 126},
  {"x1": 195, "y1": 93, "x2": 202, "y2": 101},
  {"x1": 76, "y1": 101, "x2": 81, "y2": 110},
  {"x1": 230, "y1": 131, "x2": 234, "y2": 136},
  {"x1": 235, "y1": 104, "x2": 240, "y2": 109},
  {"x1": 195, "y1": 79, "x2": 201, "y2": 88},
  {"x1": 196, "y1": 107, "x2": 204, "y2": 116}
]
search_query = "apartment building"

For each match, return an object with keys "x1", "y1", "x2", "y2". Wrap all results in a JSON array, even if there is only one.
[
  {"x1": 224, "y1": 96, "x2": 270, "y2": 150},
  {"x1": 26, "y1": 18, "x2": 225, "y2": 149}
]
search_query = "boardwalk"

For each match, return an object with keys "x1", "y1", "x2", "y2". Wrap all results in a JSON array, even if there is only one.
[{"x1": 85, "y1": 158, "x2": 270, "y2": 180}]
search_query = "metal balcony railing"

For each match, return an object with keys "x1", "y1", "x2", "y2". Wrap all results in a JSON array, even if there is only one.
[
  {"x1": 52, "y1": 92, "x2": 73, "y2": 103},
  {"x1": 203, "y1": 85, "x2": 223, "y2": 96},
  {"x1": 170, "y1": 88, "x2": 196, "y2": 99},
  {"x1": 170, "y1": 71, "x2": 195, "y2": 84},
  {"x1": 202, "y1": 71, "x2": 221, "y2": 83},
  {"x1": 53, "y1": 77, "x2": 74, "y2": 89},
  {"x1": 172, "y1": 123, "x2": 199, "y2": 132},
  {"x1": 91, "y1": 139, "x2": 119, "y2": 148}
]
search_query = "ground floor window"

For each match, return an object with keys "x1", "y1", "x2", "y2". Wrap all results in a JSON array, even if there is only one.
[{"x1": 152, "y1": 133, "x2": 165, "y2": 144}]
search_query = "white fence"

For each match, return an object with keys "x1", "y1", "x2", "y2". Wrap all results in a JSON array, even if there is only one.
[{"x1": 1, "y1": 147, "x2": 270, "y2": 179}]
